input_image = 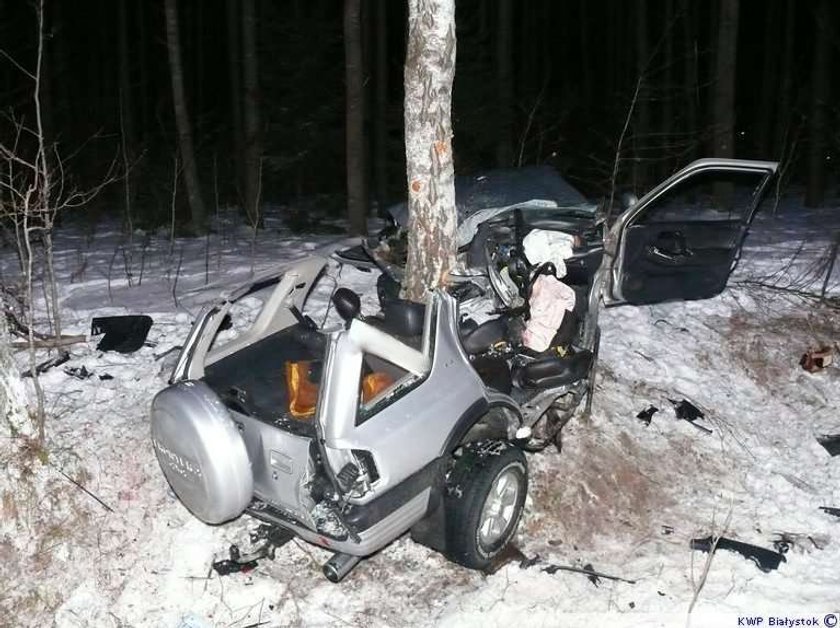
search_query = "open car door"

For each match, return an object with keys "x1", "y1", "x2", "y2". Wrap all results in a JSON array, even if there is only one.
[{"x1": 604, "y1": 158, "x2": 777, "y2": 306}]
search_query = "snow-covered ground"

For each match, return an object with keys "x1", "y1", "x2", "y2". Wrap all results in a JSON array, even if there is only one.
[{"x1": 1, "y1": 198, "x2": 838, "y2": 628}]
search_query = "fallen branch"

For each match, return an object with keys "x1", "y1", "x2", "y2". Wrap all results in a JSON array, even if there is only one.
[
  {"x1": 52, "y1": 465, "x2": 114, "y2": 513},
  {"x1": 732, "y1": 280, "x2": 840, "y2": 309},
  {"x1": 12, "y1": 334, "x2": 87, "y2": 350},
  {"x1": 21, "y1": 351, "x2": 69, "y2": 376}
]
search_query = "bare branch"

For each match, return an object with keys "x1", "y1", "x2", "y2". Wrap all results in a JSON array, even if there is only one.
[{"x1": 0, "y1": 47, "x2": 36, "y2": 81}]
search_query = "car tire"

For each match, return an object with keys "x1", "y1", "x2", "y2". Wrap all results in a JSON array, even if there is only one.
[{"x1": 445, "y1": 441, "x2": 528, "y2": 570}]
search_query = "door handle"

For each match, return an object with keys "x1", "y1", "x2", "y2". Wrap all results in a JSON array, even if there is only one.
[
  {"x1": 646, "y1": 230, "x2": 692, "y2": 264},
  {"x1": 646, "y1": 245, "x2": 692, "y2": 263}
]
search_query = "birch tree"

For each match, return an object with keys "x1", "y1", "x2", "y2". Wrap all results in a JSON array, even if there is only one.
[
  {"x1": 401, "y1": 0, "x2": 458, "y2": 303},
  {"x1": 0, "y1": 297, "x2": 29, "y2": 439}
]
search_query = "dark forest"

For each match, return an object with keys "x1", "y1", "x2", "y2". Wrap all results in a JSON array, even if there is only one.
[{"x1": 0, "y1": 0, "x2": 836, "y2": 233}]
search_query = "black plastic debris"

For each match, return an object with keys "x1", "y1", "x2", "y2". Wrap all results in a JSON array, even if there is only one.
[
  {"x1": 64, "y1": 366, "x2": 93, "y2": 380},
  {"x1": 22, "y1": 351, "x2": 70, "y2": 377},
  {"x1": 819, "y1": 506, "x2": 840, "y2": 518},
  {"x1": 212, "y1": 554, "x2": 258, "y2": 576},
  {"x1": 772, "y1": 536, "x2": 792, "y2": 555},
  {"x1": 669, "y1": 398, "x2": 712, "y2": 434},
  {"x1": 212, "y1": 525, "x2": 294, "y2": 577},
  {"x1": 690, "y1": 536, "x2": 786, "y2": 572},
  {"x1": 518, "y1": 553, "x2": 635, "y2": 585},
  {"x1": 91, "y1": 315, "x2": 153, "y2": 353},
  {"x1": 816, "y1": 434, "x2": 840, "y2": 457},
  {"x1": 636, "y1": 406, "x2": 658, "y2": 426},
  {"x1": 541, "y1": 562, "x2": 635, "y2": 585}
]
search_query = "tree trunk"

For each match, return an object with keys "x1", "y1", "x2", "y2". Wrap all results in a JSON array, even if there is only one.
[
  {"x1": 241, "y1": 0, "x2": 262, "y2": 225},
  {"x1": 226, "y1": 0, "x2": 244, "y2": 208},
  {"x1": 344, "y1": 0, "x2": 367, "y2": 235},
  {"x1": 373, "y1": 0, "x2": 389, "y2": 209},
  {"x1": 495, "y1": 0, "x2": 514, "y2": 167},
  {"x1": 163, "y1": 0, "x2": 207, "y2": 231},
  {"x1": 401, "y1": 0, "x2": 458, "y2": 303},
  {"x1": 805, "y1": 0, "x2": 831, "y2": 208},
  {"x1": 137, "y1": 0, "x2": 150, "y2": 139},
  {"x1": 0, "y1": 296, "x2": 30, "y2": 438},
  {"x1": 712, "y1": 0, "x2": 739, "y2": 159},
  {"x1": 118, "y1": 0, "x2": 135, "y2": 230}
]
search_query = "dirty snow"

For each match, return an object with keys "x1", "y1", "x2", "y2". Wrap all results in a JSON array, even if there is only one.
[{"x1": 1, "y1": 198, "x2": 839, "y2": 627}]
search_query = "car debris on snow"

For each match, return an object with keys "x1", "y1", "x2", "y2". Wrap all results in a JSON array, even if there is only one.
[
  {"x1": 819, "y1": 506, "x2": 840, "y2": 518},
  {"x1": 21, "y1": 350, "x2": 70, "y2": 377},
  {"x1": 817, "y1": 433, "x2": 840, "y2": 457},
  {"x1": 91, "y1": 314, "x2": 153, "y2": 353},
  {"x1": 636, "y1": 405, "x2": 659, "y2": 426},
  {"x1": 669, "y1": 398, "x2": 713, "y2": 434},
  {"x1": 211, "y1": 525, "x2": 295, "y2": 577},
  {"x1": 690, "y1": 535, "x2": 786, "y2": 572},
  {"x1": 799, "y1": 346, "x2": 833, "y2": 373}
]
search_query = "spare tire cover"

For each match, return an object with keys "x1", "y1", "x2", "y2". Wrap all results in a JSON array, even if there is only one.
[{"x1": 150, "y1": 380, "x2": 253, "y2": 524}]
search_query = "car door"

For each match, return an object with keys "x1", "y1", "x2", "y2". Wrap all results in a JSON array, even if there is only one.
[{"x1": 604, "y1": 158, "x2": 777, "y2": 305}]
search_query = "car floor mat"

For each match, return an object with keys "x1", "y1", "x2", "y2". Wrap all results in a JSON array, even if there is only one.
[{"x1": 91, "y1": 315, "x2": 153, "y2": 353}]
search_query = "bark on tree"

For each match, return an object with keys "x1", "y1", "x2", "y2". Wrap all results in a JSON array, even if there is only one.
[
  {"x1": 118, "y1": 0, "x2": 135, "y2": 231},
  {"x1": 805, "y1": 0, "x2": 831, "y2": 208},
  {"x1": 163, "y1": 0, "x2": 207, "y2": 231},
  {"x1": 344, "y1": 0, "x2": 368, "y2": 236},
  {"x1": 712, "y1": 0, "x2": 739, "y2": 159},
  {"x1": 401, "y1": 0, "x2": 458, "y2": 303},
  {"x1": 0, "y1": 297, "x2": 30, "y2": 438},
  {"x1": 242, "y1": 0, "x2": 262, "y2": 225}
]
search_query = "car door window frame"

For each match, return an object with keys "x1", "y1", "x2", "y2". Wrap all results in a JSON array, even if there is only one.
[{"x1": 606, "y1": 158, "x2": 777, "y2": 304}]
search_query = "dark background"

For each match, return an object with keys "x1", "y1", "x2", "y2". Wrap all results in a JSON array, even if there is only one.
[{"x1": 0, "y1": 0, "x2": 836, "y2": 231}]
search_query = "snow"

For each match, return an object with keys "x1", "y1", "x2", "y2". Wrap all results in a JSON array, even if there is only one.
[{"x1": 1, "y1": 199, "x2": 839, "y2": 627}]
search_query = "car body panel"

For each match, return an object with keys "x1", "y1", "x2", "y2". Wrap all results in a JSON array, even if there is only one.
[
  {"x1": 318, "y1": 292, "x2": 490, "y2": 505},
  {"x1": 603, "y1": 158, "x2": 777, "y2": 305}
]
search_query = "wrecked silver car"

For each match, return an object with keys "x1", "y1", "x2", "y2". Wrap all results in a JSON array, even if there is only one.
[{"x1": 150, "y1": 158, "x2": 777, "y2": 582}]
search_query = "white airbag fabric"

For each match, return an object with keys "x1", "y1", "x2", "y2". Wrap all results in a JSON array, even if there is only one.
[
  {"x1": 523, "y1": 229, "x2": 576, "y2": 278},
  {"x1": 522, "y1": 275, "x2": 576, "y2": 352}
]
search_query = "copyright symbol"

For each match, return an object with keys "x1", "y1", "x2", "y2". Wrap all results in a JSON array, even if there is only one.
[{"x1": 825, "y1": 613, "x2": 838, "y2": 628}]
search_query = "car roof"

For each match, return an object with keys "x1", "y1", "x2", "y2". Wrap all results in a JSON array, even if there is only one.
[{"x1": 387, "y1": 165, "x2": 587, "y2": 227}]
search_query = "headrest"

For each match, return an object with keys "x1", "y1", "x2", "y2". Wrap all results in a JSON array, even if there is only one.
[
  {"x1": 382, "y1": 299, "x2": 425, "y2": 337},
  {"x1": 332, "y1": 288, "x2": 361, "y2": 322}
]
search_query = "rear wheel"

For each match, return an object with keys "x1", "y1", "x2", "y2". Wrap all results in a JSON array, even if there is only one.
[{"x1": 445, "y1": 441, "x2": 528, "y2": 569}]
